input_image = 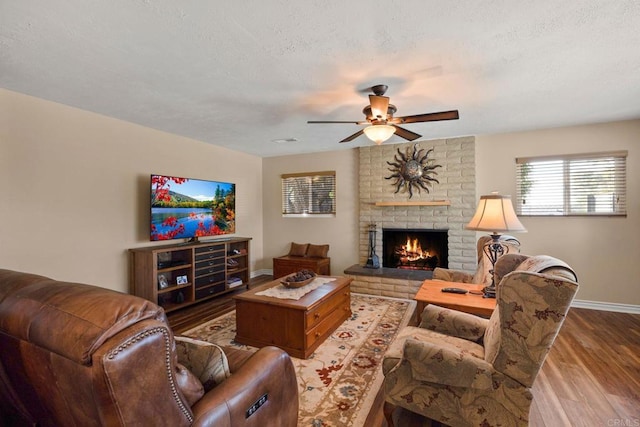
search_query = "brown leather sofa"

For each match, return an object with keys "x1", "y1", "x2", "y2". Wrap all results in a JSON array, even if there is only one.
[{"x1": 0, "y1": 269, "x2": 299, "y2": 426}]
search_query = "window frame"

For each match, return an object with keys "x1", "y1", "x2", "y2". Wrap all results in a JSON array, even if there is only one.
[
  {"x1": 281, "y1": 171, "x2": 336, "y2": 217},
  {"x1": 515, "y1": 151, "x2": 627, "y2": 217}
]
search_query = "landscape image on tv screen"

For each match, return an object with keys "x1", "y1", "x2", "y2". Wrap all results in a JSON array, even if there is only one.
[{"x1": 150, "y1": 175, "x2": 236, "y2": 241}]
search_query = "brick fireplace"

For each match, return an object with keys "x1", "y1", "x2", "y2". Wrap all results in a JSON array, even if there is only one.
[{"x1": 346, "y1": 136, "x2": 478, "y2": 299}]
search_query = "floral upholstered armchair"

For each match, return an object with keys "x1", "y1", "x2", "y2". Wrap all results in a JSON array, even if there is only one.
[
  {"x1": 432, "y1": 235, "x2": 520, "y2": 287},
  {"x1": 382, "y1": 254, "x2": 578, "y2": 427}
]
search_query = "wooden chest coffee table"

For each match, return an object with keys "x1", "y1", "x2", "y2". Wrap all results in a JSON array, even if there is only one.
[{"x1": 233, "y1": 276, "x2": 352, "y2": 359}]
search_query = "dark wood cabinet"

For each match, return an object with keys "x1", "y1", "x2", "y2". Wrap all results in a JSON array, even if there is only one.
[
  {"x1": 129, "y1": 237, "x2": 251, "y2": 313},
  {"x1": 272, "y1": 256, "x2": 330, "y2": 279}
]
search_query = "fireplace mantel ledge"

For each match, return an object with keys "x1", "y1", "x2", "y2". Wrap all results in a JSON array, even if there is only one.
[{"x1": 374, "y1": 200, "x2": 451, "y2": 207}]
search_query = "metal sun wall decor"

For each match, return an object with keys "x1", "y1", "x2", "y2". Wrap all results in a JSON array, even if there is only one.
[{"x1": 385, "y1": 144, "x2": 442, "y2": 198}]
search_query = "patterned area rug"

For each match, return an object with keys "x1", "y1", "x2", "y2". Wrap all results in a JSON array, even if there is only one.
[{"x1": 182, "y1": 293, "x2": 415, "y2": 427}]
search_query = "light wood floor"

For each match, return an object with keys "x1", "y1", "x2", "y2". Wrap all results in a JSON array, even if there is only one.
[{"x1": 168, "y1": 276, "x2": 640, "y2": 427}]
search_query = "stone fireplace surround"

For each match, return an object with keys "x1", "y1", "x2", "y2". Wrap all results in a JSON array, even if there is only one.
[{"x1": 345, "y1": 136, "x2": 477, "y2": 300}]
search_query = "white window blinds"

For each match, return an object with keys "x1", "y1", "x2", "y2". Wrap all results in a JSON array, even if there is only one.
[
  {"x1": 281, "y1": 171, "x2": 336, "y2": 216},
  {"x1": 515, "y1": 151, "x2": 627, "y2": 216}
]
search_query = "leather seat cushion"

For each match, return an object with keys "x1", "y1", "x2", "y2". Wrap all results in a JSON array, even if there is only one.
[{"x1": 288, "y1": 242, "x2": 309, "y2": 257}]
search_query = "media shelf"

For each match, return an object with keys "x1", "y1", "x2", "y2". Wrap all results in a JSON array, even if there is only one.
[{"x1": 129, "y1": 237, "x2": 251, "y2": 313}]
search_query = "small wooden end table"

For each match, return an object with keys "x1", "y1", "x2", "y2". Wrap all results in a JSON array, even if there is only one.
[{"x1": 414, "y1": 279, "x2": 496, "y2": 323}]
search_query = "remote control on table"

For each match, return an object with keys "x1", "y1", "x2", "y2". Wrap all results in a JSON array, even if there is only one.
[{"x1": 441, "y1": 287, "x2": 469, "y2": 294}]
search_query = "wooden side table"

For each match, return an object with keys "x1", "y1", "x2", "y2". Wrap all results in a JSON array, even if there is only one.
[{"x1": 414, "y1": 279, "x2": 496, "y2": 323}]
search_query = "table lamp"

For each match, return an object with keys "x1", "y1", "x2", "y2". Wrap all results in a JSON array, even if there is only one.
[{"x1": 466, "y1": 193, "x2": 527, "y2": 298}]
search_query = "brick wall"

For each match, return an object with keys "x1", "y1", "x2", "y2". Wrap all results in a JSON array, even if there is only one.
[
  {"x1": 348, "y1": 275, "x2": 425, "y2": 300},
  {"x1": 354, "y1": 136, "x2": 477, "y2": 299}
]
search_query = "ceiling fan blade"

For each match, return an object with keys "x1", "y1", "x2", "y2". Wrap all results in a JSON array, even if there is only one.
[
  {"x1": 392, "y1": 110, "x2": 459, "y2": 124},
  {"x1": 307, "y1": 120, "x2": 361, "y2": 124},
  {"x1": 340, "y1": 129, "x2": 364, "y2": 143},
  {"x1": 392, "y1": 125, "x2": 421, "y2": 141},
  {"x1": 369, "y1": 95, "x2": 390, "y2": 120}
]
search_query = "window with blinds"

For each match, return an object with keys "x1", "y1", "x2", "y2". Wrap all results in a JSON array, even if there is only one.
[
  {"x1": 515, "y1": 151, "x2": 627, "y2": 216},
  {"x1": 281, "y1": 171, "x2": 336, "y2": 216}
]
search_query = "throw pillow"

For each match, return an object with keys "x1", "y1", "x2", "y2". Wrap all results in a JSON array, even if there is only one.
[
  {"x1": 175, "y1": 336, "x2": 231, "y2": 392},
  {"x1": 306, "y1": 244, "x2": 329, "y2": 258},
  {"x1": 174, "y1": 362, "x2": 204, "y2": 406},
  {"x1": 288, "y1": 242, "x2": 309, "y2": 257}
]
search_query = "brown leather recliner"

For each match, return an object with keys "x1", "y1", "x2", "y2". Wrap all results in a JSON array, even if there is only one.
[{"x1": 0, "y1": 269, "x2": 299, "y2": 426}]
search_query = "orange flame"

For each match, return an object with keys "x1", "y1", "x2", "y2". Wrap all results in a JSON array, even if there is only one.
[{"x1": 402, "y1": 237, "x2": 430, "y2": 260}]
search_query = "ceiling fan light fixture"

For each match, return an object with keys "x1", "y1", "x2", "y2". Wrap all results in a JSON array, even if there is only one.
[
  {"x1": 363, "y1": 124, "x2": 395, "y2": 145},
  {"x1": 307, "y1": 85, "x2": 459, "y2": 144}
]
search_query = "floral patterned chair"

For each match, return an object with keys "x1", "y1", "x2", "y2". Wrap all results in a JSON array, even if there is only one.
[
  {"x1": 433, "y1": 235, "x2": 521, "y2": 287},
  {"x1": 382, "y1": 254, "x2": 578, "y2": 427}
]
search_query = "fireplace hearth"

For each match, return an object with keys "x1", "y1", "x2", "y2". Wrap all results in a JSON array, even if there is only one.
[{"x1": 382, "y1": 228, "x2": 448, "y2": 271}]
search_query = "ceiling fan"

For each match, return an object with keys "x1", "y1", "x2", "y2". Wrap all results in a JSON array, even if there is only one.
[{"x1": 307, "y1": 84, "x2": 459, "y2": 145}]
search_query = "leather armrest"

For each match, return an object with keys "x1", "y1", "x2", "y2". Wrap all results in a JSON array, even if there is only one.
[
  {"x1": 222, "y1": 346, "x2": 254, "y2": 372},
  {"x1": 402, "y1": 338, "x2": 494, "y2": 390},
  {"x1": 190, "y1": 346, "x2": 298, "y2": 427}
]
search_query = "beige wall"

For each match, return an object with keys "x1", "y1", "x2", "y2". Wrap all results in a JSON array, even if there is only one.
[
  {"x1": 261, "y1": 150, "x2": 360, "y2": 275},
  {"x1": 476, "y1": 119, "x2": 640, "y2": 306},
  {"x1": 3, "y1": 88, "x2": 637, "y2": 308},
  {"x1": 263, "y1": 120, "x2": 639, "y2": 308},
  {"x1": 0, "y1": 89, "x2": 264, "y2": 293}
]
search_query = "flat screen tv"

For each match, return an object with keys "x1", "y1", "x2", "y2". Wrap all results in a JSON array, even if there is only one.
[{"x1": 150, "y1": 174, "x2": 236, "y2": 241}]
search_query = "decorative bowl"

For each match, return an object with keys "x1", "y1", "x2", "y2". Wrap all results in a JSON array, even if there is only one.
[{"x1": 280, "y1": 271, "x2": 317, "y2": 288}]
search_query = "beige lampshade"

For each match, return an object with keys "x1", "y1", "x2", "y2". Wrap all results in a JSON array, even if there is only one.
[
  {"x1": 363, "y1": 124, "x2": 395, "y2": 145},
  {"x1": 466, "y1": 193, "x2": 527, "y2": 233}
]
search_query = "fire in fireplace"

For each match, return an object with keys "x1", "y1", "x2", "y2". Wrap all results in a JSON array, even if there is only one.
[
  {"x1": 382, "y1": 228, "x2": 448, "y2": 271},
  {"x1": 396, "y1": 236, "x2": 438, "y2": 269}
]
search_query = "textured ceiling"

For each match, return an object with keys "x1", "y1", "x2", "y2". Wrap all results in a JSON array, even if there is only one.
[{"x1": 2, "y1": 1, "x2": 639, "y2": 157}]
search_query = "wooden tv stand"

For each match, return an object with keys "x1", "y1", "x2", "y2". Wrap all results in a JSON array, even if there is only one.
[{"x1": 129, "y1": 237, "x2": 251, "y2": 313}]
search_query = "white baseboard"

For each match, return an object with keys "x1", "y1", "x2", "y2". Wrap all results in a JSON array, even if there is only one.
[
  {"x1": 572, "y1": 299, "x2": 640, "y2": 314},
  {"x1": 252, "y1": 271, "x2": 640, "y2": 314},
  {"x1": 251, "y1": 269, "x2": 272, "y2": 278}
]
